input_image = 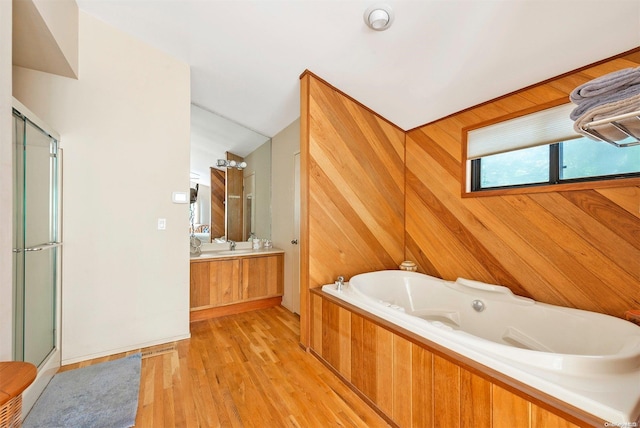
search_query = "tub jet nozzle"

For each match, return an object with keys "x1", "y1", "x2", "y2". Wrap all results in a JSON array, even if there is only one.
[{"x1": 472, "y1": 299, "x2": 485, "y2": 312}]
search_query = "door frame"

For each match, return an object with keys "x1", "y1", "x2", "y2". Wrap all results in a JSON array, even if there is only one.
[{"x1": 292, "y1": 152, "x2": 300, "y2": 314}]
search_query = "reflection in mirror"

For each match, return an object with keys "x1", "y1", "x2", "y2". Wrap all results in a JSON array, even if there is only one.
[
  {"x1": 223, "y1": 151, "x2": 244, "y2": 241},
  {"x1": 190, "y1": 104, "x2": 271, "y2": 243}
]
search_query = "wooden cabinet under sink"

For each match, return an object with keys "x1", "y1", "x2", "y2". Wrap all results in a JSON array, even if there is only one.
[{"x1": 189, "y1": 252, "x2": 284, "y2": 322}]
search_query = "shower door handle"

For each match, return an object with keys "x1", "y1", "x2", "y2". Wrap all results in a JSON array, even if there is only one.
[{"x1": 23, "y1": 242, "x2": 63, "y2": 252}]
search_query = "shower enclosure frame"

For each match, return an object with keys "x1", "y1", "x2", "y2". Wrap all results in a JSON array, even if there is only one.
[{"x1": 11, "y1": 97, "x2": 62, "y2": 416}]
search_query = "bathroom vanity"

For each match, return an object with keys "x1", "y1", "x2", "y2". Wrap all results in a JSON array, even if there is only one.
[{"x1": 189, "y1": 248, "x2": 284, "y2": 322}]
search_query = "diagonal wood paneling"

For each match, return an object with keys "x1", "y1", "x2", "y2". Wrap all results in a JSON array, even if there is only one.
[
  {"x1": 210, "y1": 167, "x2": 225, "y2": 240},
  {"x1": 300, "y1": 72, "x2": 405, "y2": 345},
  {"x1": 406, "y1": 50, "x2": 640, "y2": 319},
  {"x1": 302, "y1": 46, "x2": 640, "y2": 428},
  {"x1": 225, "y1": 152, "x2": 244, "y2": 241},
  {"x1": 301, "y1": 51, "x2": 639, "y2": 350}
]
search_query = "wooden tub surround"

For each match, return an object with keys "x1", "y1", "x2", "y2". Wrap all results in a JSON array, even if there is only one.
[
  {"x1": 190, "y1": 251, "x2": 284, "y2": 322},
  {"x1": 311, "y1": 289, "x2": 606, "y2": 428}
]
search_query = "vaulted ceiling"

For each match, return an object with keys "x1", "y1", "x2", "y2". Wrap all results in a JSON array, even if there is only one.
[{"x1": 77, "y1": 0, "x2": 639, "y2": 139}]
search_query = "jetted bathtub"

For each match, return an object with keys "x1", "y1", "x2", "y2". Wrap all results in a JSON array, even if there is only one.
[{"x1": 322, "y1": 270, "x2": 640, "y2": 425}]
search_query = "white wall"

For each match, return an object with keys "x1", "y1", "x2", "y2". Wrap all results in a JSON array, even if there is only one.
[
  {"x1": 244, "y1": 140, "x2": 272, "y2": 239},
  {"x1": 12, "y1": 0, "x2": 78, "y2": 78},
  {"x1": 13, "y1": 11, "x2": 191, "y2": 364},
  {"x1": 191, "y1": 182, "x2": 211, "y2": 226},
  {"x1": 31, "y1": 0, "x2": 79, "y2": 77},
  {"x1": 0, "y1": 0, "x2": 13, "y2": 361},
  {"x1": 271, "y1": 119, "x2": 300, "y2": 312}
]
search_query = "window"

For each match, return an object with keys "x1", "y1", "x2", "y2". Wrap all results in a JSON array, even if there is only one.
[
  {"x1": 466, "y1": 103, "x2": 640, "y2": 193},
  {"x1": 471, "y1": 136, "x2": 640, "y2": 191},
  {"x1": 560, "y1": 137, "x2": 640, "y2": 179}
]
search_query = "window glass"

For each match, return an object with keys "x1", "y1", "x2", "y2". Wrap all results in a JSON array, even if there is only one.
[
  {"x1": 560, "y1": 136, "x2": 640, "y2": 180},
  {"x1": 479, "y1": 145, "x2": 549, "y2": 188}
]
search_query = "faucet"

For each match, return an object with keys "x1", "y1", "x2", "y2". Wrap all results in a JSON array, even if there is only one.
[
  {"x1": 335, "y1": 276, "x2": 345, "y2": 291},
  {"x1": 228, "y1": 240, "x2": 236, "y2": 251}
]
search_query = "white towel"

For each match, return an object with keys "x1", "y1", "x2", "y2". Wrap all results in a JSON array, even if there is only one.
[
  {"x1": 570, "y1": 83, "x2": 640, "y2": 120},
  {"x1": 571, "y1": 67, "x2": 640, "y2": 103}
]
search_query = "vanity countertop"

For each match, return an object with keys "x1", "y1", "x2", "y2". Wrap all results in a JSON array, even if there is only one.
[{"x1": 190, "y1": 247, "x2": 284, "y2": 261}]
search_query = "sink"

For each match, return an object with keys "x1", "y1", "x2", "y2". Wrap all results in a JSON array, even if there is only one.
[
  {"x1": 191, "y1": 248, "x2": 260, "y2": 259},
  {"x1": 214, "y1": 249, "x2": 254, "y2": 255}
]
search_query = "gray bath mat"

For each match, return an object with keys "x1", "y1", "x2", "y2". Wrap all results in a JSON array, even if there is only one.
[{"x1": 23, "y1": 353, "x2": 141, "y2": 428}]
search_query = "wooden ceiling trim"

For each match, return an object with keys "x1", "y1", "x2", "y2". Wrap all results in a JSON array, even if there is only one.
[
  {"x1": 579, "y1": 57, "x2": 640, "y2": 80},
  {"x1": 547, "y1": 72, "x2": 596, "y2": 96},
  {"x1": 460, "y1": 101, "x2": 512, "y2": 125},
  {"x1": 430, "y1": 113, "x2": 478, "y2": 143},
  {"x1": 515, "y1": 84, "x2": 567, "y2": 106}
]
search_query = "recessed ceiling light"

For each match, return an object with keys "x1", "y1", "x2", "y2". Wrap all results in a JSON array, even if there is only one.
[{"x1": 364, "y1": 4, "x2": 394, "y2": 31}]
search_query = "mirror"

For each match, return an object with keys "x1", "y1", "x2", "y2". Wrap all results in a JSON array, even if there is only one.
[{"x1": 190, "y1": 104, "x2": 271, "y2": 243}]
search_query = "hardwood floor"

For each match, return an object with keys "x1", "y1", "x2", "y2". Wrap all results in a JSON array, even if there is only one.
[{"x1": 59, "y1": 306, "x2": 391, "y2": 427}]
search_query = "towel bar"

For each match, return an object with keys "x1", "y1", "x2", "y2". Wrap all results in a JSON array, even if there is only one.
[{"x1": 580, "y1": 110, "x2": 640, "y2": 147}]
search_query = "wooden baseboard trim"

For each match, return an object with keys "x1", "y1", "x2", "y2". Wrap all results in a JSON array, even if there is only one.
[{"x1": 190, "y1": 297, "x2": 283, "y2": 323}]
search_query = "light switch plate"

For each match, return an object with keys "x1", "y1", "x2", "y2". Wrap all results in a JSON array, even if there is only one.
[
  {"x1": 172, "y1": 192, "x2": 188, "y2": 203},
  {"x1": 158, "y1": 218, "x2": 166, "y2": 230}
]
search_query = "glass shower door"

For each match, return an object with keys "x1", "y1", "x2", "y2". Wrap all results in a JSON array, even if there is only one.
[{"x1": 13, "y1": 109, "x2": 60, "y2": 367}]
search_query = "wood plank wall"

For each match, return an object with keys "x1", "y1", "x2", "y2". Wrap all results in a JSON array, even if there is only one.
[
  {"x1": 300, "y1": 72, "x2": 406, "y2": 345},
  {"x1": 311, "y1": 293, "x2": 594, "y2": 427},
  {"x1": 210, "y1": 167, "x2": 225, "y2": 240},
  {"x1": 405, "y1": 50, "x2": 640, "y2": 319},
  {"x1": 301, "y1": 49, "x2": 640, "y2": 428},
  {"x1": 226, "y1": 151, "x2": 245, "y2": 241}
]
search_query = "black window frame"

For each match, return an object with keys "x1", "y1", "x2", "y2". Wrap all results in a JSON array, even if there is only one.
[{"x1": 471, "y1": 143, "x2": 640, "y2": 192}]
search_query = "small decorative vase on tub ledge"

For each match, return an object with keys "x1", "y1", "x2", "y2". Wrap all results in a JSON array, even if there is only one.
[{"x1": 399, "y1": 261, "x2": 417, "y2": 271}]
